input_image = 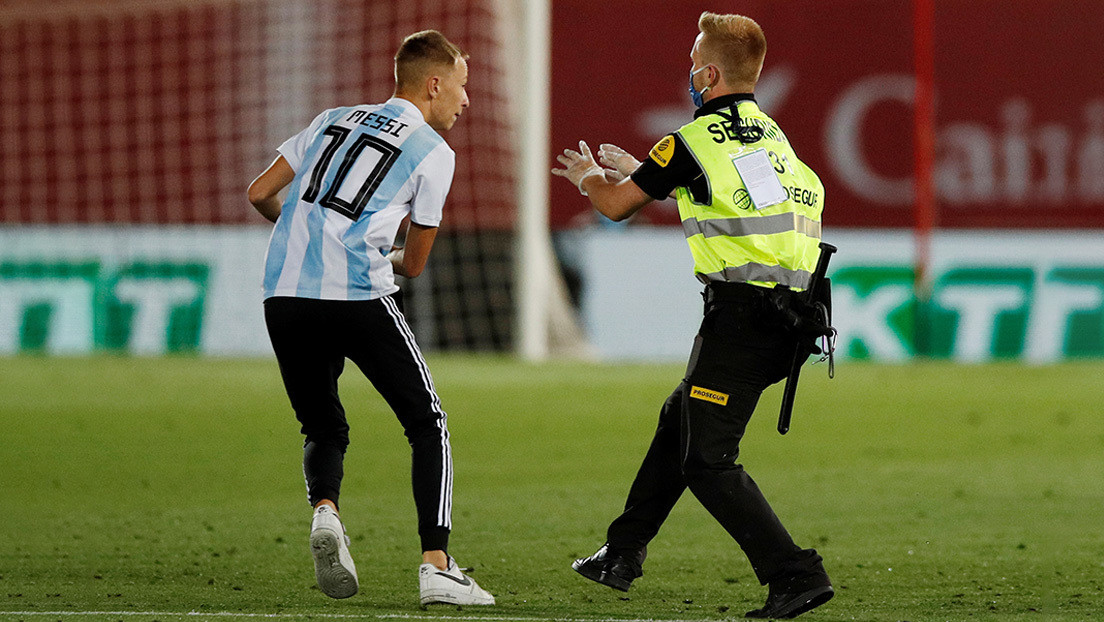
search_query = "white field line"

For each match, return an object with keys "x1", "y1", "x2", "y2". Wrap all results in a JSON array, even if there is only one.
[{"x1": 0, "y1": 612, "x2": 724, "y2": 622}]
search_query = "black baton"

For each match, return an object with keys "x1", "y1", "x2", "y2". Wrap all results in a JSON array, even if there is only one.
[{"x1": 777, "y1": 242, "x2": 837, "y2": 435}]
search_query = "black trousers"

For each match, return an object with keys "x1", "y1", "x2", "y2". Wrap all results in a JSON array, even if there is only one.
[
  {"x1": 606, "y1": 282, "x2": 826, "y2": 587},
  {"x1": 264, "y1": 294, "x2": 451, "y2": 553}
]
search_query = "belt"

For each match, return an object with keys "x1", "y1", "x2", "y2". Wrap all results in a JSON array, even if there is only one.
[{"x1": 703, "y1": 280, "x2": 786, "y2": 304}]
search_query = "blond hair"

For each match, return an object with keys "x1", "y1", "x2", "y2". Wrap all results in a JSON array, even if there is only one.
[
  {"x1": 394, "y1": 30, "x2": 468, "y2": 90},
  {"x1": 697, "y1": 12, "x2": 766, "y2": 88}
]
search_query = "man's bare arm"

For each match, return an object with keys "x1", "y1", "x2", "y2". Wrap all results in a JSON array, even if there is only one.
[
  {"x1": 248, "y1": 156, "x2": 296, "y2": 223},
  {"x1": 389, "y1": 222, "x2": 439, "y2": 278}
]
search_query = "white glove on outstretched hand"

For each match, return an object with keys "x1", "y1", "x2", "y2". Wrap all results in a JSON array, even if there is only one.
[
  {"x1": 603, "y1": 168, "x2": 627, "y2": 183},
  {"x1": 597, "y1": 143, "x2": 641, "y2": 178},
  {"x1": 552, "y1": 141, "x2": 604, "y2": 196}
]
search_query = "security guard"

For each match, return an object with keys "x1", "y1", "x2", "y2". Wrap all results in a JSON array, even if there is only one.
[{"x1": 551, "y1": 12, "x2": 832, "y2": 620}]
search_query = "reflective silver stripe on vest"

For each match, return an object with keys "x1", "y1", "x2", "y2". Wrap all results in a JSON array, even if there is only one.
[
  {"x1": 699, "y1": 263, "x2": 813, "y2": 290},
  {"x1": 681, "y1": 213, "x2": 821, "y2": 239}
]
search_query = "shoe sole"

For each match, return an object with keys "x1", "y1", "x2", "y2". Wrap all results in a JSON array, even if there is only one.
[
  {"x1": 572, "y1": 560, "x2": 632, "y2": 592},
  {"x1": 420, "y1": 589, "x2": 496, "y2": 606},
  {"x1": 772, "y1": 585, "x2": 835, "y2": 619},
  {"x1": 310, "y1": 529, "x2": 357, "y2": 599}
]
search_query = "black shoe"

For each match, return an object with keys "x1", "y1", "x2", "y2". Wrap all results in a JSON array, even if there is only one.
[
  {"x1": 571, "y1": 543, "x2": 645, "y2": 592},
  {"x1": 745, "y1": 584, "x2": 834, "y2": 619}
]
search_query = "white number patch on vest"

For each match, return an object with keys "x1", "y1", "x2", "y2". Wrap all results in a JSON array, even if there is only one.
[{"x1": 731, "y1": 148, "x2": 787, "y2": 210}]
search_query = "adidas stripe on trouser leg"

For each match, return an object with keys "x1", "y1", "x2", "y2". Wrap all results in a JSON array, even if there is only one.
[{"x1": 264, "y1": 294, "x2": 453, "y2": 552}]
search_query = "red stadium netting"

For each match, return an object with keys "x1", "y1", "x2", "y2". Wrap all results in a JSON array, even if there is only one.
[
  {"x1": 0, "y1": 0, "x2": 516, "y2": 230},
  {"x1": 1, "y1": 0, "x2": 522, "y2": 351}
]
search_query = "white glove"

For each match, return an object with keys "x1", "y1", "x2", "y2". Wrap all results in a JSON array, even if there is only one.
[
  {"x1": 552, "y1": 141, "x2": 604, "y2": 196},
  {"x1": 597, "y1": 143, "x2": 641, "y2": 178}
]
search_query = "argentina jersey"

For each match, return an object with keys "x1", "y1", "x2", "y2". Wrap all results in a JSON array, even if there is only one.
[{"x1": 263, "y1": 97, "x2": 455, "y2": 300}]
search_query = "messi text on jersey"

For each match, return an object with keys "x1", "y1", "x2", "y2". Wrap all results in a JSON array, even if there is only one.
[{"x1": 345, "y1": 110, "x2": 409, "y2": 138}]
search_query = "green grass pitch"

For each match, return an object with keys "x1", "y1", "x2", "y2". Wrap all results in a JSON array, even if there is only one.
[{"x1": 0, "y1": 355, "x2": 1101, "y2": 621}]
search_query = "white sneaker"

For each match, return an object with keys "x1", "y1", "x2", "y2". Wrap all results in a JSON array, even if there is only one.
[
  {"x1": 309, "y1": 505, "x2": 358, "y2": 599},
  {"x1": 418, "y1": 557, "x2": 495, "y2": 606}
]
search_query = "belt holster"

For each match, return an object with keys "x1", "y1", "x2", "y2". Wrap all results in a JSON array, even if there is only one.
[{"x1": 703, "y1": 280, "x2": 834, "y2": 347}]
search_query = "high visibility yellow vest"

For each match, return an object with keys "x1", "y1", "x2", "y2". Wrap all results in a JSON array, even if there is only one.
[{"x1": 672, "y1": 100, "x2": 823, "y2": 290}]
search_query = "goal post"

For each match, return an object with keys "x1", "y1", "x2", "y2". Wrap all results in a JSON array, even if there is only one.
[
  {"x1": 512, "y1": 0, "x2": 552, "y2": 361},
  {"x1": 502, "y1": 0, "x2": 592, "y2": 361}
]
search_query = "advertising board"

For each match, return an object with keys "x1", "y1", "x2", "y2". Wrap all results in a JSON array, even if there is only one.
[
  {"x1": 0, "y1": 227, "x2": 271, "y2": 355},
  {"x1": 4, "y1": 227, "x2": 1103, "y2": 363},
  {"x1": 569, "y1": 229, "x2": 1104, "y2": 363}
]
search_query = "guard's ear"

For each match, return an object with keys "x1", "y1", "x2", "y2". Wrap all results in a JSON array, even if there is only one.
[
  {"x1": 426, "y1": 75, "x2": 441, "y2": 99},
  {"x1": 707, "y1": 64, "x2": 720, "y2": 88}
]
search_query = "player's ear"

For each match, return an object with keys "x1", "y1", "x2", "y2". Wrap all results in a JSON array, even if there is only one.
[{"x1": 427, "y1": 75, "x2": 441, "y2": 99}]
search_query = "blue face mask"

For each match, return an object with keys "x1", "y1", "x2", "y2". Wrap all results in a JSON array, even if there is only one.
[{"x1": 688, "y1": 65, "x2": 711, "y2": 108}]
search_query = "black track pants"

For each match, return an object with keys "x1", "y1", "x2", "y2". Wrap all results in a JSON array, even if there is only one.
[{"x1": 264, "y1": 294, "x2": 452, "y2": 552}]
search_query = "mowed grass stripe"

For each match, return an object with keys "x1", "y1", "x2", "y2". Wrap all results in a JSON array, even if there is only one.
[
  {"x1": 0, "y1": 612, "x2": 724, "y2": 622},
  {"x1": 1, "y1": 356, "x2": 1101, "y2": 621}
]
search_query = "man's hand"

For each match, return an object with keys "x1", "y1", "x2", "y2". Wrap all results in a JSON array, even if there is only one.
[
  {"x1": 603, "y1": 141, "x2": 678, "y2": 200},
  {"x1": 597, "y1": 143, "x2": 641, "y2": 178},
  {"x1": 551, "y1": 139, "x2": 655, "y2": 222},
  {"x1": 552, "y1": 140, "x2": 603, "y2": 196}
]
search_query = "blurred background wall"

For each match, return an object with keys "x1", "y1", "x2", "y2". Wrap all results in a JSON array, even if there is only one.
[{"x1": 2, "y1": 0, "x2": 1103, "y2": 362}]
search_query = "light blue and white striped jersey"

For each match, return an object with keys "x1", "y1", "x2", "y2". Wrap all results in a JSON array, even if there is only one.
[{"x1": 263, "y1": 97, "x2": 455, "y2": 300}]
